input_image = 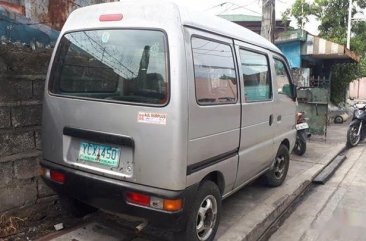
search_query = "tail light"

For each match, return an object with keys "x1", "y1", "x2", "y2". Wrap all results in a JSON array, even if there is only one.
[
  {"x1": 126, "y1": 192, "x2": 182, "y2": 212},
  {"x1": 126, "y1": 192, "x2": 150, "y2": 207},
  {"x1": 50, "y1": 170, "x2": 65, "y2": 184},
  {"x1": 40, "y1": 167, "x2": 65, "y2": 184}
]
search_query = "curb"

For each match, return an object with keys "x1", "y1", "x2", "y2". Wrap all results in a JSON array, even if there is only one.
[{"x1": 218, "y1": 144, "x2": 346, "y2": 241}]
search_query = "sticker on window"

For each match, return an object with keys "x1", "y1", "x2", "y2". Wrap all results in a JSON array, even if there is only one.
[{"x1": 137, "y1": 112, "x2": 167, "y2": 125}]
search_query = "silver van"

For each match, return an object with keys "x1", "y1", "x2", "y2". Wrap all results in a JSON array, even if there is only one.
[{"x1": 40, "y1": 1, "x2": 297, "y2": 240}]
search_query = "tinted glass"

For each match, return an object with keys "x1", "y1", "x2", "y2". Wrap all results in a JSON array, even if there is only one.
[
  {"x1": 240, "y1": 49, "x2": 271, "y2": 102},
  {"x1": 192, "y1": 37, "x2": 237, "y2": 105},
  {"x1": 50, "y1": 30, "x2": 168, "y2": 105},
  {"x1": 274, "y1": 59, "x2": 293, "y2": 99}
]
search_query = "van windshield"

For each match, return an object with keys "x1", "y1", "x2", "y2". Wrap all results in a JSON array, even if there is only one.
[{"x1": 49, "y1": 29, "x2": 169, "y2": 105}]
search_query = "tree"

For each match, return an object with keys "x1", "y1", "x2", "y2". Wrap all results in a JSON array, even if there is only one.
[
  {"x1": 285, "y1": 0, "x2": 366, "y2": 54},
  {"x1": 284, "y1": 0, "x2": 366, "y2": 104}
]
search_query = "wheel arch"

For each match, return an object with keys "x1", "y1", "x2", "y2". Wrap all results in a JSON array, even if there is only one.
[
  {"x1": 280, "y1": 138, "x2": 290, "y2": 151},
  {"x1": 200, "y1": 171, "x2": 225, "y2": 195}
]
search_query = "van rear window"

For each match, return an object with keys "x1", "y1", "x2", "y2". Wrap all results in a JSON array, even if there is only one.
[{"x1": 49, "y1": 30, "x2": 169, "y2": 105}]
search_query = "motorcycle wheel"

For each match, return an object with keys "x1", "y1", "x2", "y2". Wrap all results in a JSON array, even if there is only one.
[
  {"x1": 347, "y1": 121, "x2": 361, "y2": 148},
  {"x1": 293, "y1": 133, "x2": 306, "y2": 156}
]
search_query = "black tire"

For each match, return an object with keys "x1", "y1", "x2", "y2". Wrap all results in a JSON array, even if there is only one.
[
  {"x1": 334, "y1": 116, "x2": 344, "y2": 124},
  {"x1": 347, "y1": 121, "x2": 361, "y2": 148},
  {"x1": 59, "y1": 195, "x2": 97, "y2": 218},
  {"x1": 293, "y1": 133, "x2": 307, "y2": 156},
  {"x1": 174, "y1": 181, "x2": 221, "y2": 241},
  {"x1": 264, "y1": 144, "x2": 290, "y2": 187}
]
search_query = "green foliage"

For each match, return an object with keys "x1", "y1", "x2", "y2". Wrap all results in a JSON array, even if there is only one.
[
  {"x1": 284, "y1": 0, "x2": 366, "y2": 52},
  {"x1": 330, "y1": 62, "x2": 362, "y2": 104},
  {"x1": 284, "y1": 0, "x2": 366, "y2": 104}
]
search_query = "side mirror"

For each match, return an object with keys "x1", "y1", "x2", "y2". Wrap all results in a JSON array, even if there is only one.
[{"x1": 291, "y1": 84, "x2": 297, "y2": 101}]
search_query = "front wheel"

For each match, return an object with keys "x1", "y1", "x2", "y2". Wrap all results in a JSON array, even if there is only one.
[
  {"x1": 347, "y1": 121, "x2": 361, "y2": 148},
  {"x1": 264, "y1": 144, "x2": 290, "y2": 187},
  {"x1": 175, "y1": 181, "x2": 221, "y2": 241}
]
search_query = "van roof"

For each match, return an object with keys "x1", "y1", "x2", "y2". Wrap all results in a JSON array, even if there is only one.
[{"x1": 63, "y1": 0, "x2": 281, "y2": 54}]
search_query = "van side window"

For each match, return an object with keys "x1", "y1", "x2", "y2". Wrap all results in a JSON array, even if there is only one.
[
  {"x1": 239, "y1": 49, "x2": 272, "y2": 102},
  {"x1": 274, "y1": 59, "x2": 293, "y2": 99},
  {"x1": 191, "y1": 37, "x2": 237, "y2": 105}
]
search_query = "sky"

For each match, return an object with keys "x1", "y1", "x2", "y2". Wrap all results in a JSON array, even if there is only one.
[{"x1": 169, "y1": 0, "x2": 321, "y2": 35}]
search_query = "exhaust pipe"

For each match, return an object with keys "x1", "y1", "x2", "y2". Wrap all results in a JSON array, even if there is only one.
[{"x1": 135, "y1": 220, "x2": 148, "y2": 232}]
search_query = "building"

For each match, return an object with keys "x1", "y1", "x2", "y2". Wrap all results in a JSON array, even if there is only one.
[
  {"x1": 275, "y1": 29, "x2": 359, "y2": 86},
  {"x1": 219, "y1": 14, "x2": 290, "y2": 37},
  {"x1": 349, "y1": 78, "x2": 366, "y2": 100}
]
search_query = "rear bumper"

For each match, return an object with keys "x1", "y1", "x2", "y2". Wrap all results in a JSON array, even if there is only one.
[{"x1": 40, "y1": 160, "x2": 197, "y2": 231}]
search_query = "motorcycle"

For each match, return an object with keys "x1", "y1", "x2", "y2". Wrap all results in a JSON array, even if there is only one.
[
  {"x1": 293, "y1": 112, "x2": 310, "y2": 156},
  {"x1": 346, "y1": 103, "x2": 366, "y2": 148}
]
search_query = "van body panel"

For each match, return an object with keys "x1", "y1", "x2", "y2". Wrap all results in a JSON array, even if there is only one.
[
  {"x1": 235, "y1": 102, "x2": 276, "y2": 186},
  {"x1": 270, "y1": 54, "x2": 297, "y2": 151},
  {"x1": 43, "y1": 2, "x2": 190, "y2": 191},
  {"x1": 233, "y1": 42, "x2": 276, "y2": 187},
  {"x1": 184, "y1": 27, "x2": 240, "y2": 189},
  {"x1": 187, "y1": 129, "x2": 239, "y2": 167},
  {"x1": 42, "y1": 94, "x2": 188, "y2": 190},
  {"x1": 186, "y1": 155, "x2": 238, "y2": 195}
]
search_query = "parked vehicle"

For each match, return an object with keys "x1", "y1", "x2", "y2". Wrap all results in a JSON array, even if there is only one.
[
  {"x1": 347, "y1": 103, "x2": 366, "y2": 147},
  {"x1": 293, "y1": 112, "x2": 310, "y2": 156},
  {"x1": 40, "y1": 1, "x2": 297, "y2": 240}
]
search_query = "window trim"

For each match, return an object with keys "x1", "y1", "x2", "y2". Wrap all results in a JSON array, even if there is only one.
[
  {"x1": 239, "y1": 47, "x2": 273, "y2": 103},
  {"x1": 273, "y1": 57, "x2": 295, "y2": 100},
  {"x1": 191, "y1": 35, "x2": 239, "y2": 106},
  {"x1": 47, "y1": 27, "x2": 171, "y2": 108}
]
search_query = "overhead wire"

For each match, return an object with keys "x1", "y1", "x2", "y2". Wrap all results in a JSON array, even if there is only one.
[{"x1": 205, "y1": 0, "x2": 262, "y2": 16}]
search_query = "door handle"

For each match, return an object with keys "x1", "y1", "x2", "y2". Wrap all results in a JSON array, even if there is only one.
[
  {"x1": 277, "y1": 115, "x2": 282, "y2": 122},
  {"x1": 269, "y1": 114, "x2": 273, "y2": 126}
]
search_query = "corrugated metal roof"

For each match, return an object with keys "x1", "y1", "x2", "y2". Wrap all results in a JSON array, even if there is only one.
[{"x1": 275, "y1": 30, "x2": 360, "y2": 63}]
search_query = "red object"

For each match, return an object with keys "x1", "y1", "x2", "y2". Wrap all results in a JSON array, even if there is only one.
[
  {"x1": 126, "y1": 192, "x2": 150, "y2": 206},
  {"x1": 50, "y1": 170, "x2": 65, "y2": 184},
  {"x1": 99, "y1": 14, "x2": 123, "y2": 22},
  {"x1": 0, "y1": 1, "x2": 25, "y2": 15}
]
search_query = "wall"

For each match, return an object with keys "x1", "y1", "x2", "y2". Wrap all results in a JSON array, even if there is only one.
[
  {"x1": 276, "y1": 41, "x2": 302, "y2": 68},
  {"x1": 0, "y1": 42, "x2": 54, "y2": 213},
  {"x1": 1, "y1": 0, "x2": 117, "y2": 30},
  {"x1": 349, "y1": 78, "x2": 366, "y2": 100}
]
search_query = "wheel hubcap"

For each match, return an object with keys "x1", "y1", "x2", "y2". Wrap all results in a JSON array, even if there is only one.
[
  {"x1": 274, "y1": 155, "x2": 286, "y2": 179},
  {"x1": 196, "y1": 195, "x2": 217, "y2": 241}
]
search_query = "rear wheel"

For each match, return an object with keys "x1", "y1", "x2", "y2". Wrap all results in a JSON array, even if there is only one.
[
  {"x1": 59, "y1": 195, "x2": 97, "y2": 218},
  {"x1": 264, "y1": 144, "x2": 290, "y2": 187},
  {"x1": 293, "y1": 132, "x2": 307, "y2": 156},
  {"x1": 347, "y1": 121, "x2": 361, "y2": 148},
  {"x1": 175, "y1": 181, "x2": 221, "y2": 241}
]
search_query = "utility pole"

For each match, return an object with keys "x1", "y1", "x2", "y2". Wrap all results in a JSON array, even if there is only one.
[
  {"x1": 261, "y1": 0, "x2": 275, "y2": 43},
  {"x1": 347, "y1": 0, "x2": 352, "y2": 49}
]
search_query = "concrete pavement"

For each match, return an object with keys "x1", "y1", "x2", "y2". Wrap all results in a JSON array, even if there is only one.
[
  {"x1": 269, "y1": 141, "x2": 366, "y2": 241},
  {"x1": 36, "y1": 124, "x2": 349, "y2": 241}
]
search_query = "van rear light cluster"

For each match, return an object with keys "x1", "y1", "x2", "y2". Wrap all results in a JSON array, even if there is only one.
[
  {"x1": 99, "y1": 14, "x2": 123, "y2": 22},
  {"x1": 126, "y1": 192, "x2": 182, "y2": 212},
  {"x1": 40, "y1": 167, "x2": 65, "y2": 184}
]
